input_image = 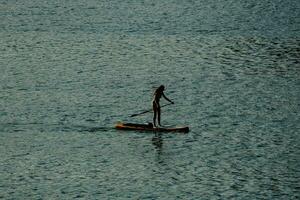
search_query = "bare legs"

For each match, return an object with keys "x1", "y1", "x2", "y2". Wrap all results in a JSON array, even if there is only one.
[
  {"x1": 157, "y1": 107, "x2": 161, "y2": 126},
  {"x1": 153, "y1": 102, "x2": 161, "y2": 127}
]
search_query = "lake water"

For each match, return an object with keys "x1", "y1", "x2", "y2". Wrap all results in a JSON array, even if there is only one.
[{"x1": 0, "y1": 0, "x2": 299, "y2": 199}]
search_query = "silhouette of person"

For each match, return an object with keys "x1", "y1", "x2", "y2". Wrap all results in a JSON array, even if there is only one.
[{"x1": 152, "y1": 85, "x2": 174, "y2": 127}]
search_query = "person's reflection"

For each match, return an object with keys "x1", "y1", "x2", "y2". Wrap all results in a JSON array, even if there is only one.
[{"x1": 152, "y1": 132, "x2": 163, "y2": 154}]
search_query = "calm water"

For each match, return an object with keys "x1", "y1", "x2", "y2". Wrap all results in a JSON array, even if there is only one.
[{"x1": 1, "y1": 0, "x2": 300, "y2": 199}]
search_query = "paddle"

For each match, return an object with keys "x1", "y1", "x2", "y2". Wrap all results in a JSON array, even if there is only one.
[{"x1": 130, "y1": 103, "x2": 174, "y2": 117}]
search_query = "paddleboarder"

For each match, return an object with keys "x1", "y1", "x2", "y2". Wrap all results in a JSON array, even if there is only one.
[{"x1": 152, "y1": 85, "x2": 174, "y2": 127}]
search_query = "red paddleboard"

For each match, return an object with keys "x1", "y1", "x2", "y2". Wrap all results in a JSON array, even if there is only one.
[{"x1": 115, "y1": 122, "x2": 189, "y2": 133}]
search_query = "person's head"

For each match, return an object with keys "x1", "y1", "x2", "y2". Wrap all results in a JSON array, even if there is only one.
[{"x1": 158, "y1": 85, "x2": 165, "y2": 91}]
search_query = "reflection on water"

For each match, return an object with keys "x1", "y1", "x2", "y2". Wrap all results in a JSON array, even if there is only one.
[{"x1": 152, "y1": 133, "x2": 163, "y2": 154}]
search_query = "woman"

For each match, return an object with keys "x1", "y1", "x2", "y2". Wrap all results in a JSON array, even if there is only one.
[{"x1": 152, "y1": 85, "x2": 174, "y2": 127}]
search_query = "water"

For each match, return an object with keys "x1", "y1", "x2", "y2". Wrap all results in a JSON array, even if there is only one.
[{"x1": 1, "y1": 0, "x2": 300, "y2": 199}]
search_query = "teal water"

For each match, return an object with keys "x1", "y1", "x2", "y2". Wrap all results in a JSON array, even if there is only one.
[{"x1": 1, "y1": 0, "x2": 300, "y2": 199}]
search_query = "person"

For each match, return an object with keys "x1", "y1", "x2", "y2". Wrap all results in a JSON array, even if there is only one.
[{"x1": 152, "y1": 85, "x2": 174, "y2": 127}]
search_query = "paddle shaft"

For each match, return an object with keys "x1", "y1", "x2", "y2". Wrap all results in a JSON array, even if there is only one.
[{"x1": 130, "y1": 103, "x2": 173, "y2": 117}]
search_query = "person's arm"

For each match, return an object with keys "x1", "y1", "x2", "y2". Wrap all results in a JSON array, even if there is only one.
[{"x1": 162, "y1": 92, "x2": 174, "y2": 104}]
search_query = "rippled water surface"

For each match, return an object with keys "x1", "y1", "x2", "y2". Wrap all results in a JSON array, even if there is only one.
[{"x1": 1, "y1": 0, "x2": 300, "y2": 199}]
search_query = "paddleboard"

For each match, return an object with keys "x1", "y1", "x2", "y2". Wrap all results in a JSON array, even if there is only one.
[{"x1": 115, "y1": 122, "x2": 189, "y2": 133}]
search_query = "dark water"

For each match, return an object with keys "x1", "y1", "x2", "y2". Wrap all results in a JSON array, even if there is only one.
[{"x1": 1, "y1": 0, "x2": 300, "y2": 199}]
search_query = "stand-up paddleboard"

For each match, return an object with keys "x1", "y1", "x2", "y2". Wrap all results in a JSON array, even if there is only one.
[{"x1": 115, "y1": 122, "x2": 189, "y2": 133}]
